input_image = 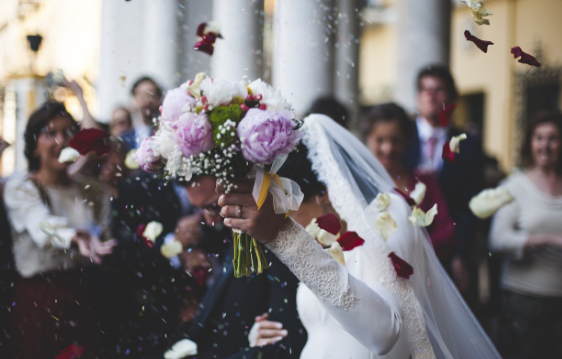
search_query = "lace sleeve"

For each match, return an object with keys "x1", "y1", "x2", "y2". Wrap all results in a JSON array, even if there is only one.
[{"x1": 267, "y1": 218, "x2": 402, "y2": 356}]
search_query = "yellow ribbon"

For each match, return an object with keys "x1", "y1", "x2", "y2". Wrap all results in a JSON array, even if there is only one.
[{"x1": 256, "y1": 171, "x2": 291, "y2": 218}]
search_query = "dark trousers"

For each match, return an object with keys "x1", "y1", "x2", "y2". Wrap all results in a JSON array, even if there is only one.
[
  {"x1": 11, "y1": 271, "x2": 103, "y2": 359},
  {"x1": 498, "y1": 290, "x2": 562, "y2": 359}
]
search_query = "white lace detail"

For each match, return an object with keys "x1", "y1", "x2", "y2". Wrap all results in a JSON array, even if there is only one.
[
  {"x1": 302, "y1": 119, "x2": 436, "y2": 359},
  {"x1": 267, "y1": 219, "x2": 359, "y2": 310}
]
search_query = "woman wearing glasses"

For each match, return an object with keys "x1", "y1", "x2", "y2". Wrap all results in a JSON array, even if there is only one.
[{"x1": 4, "y1": 101, "x2": 115, "y2": 358}]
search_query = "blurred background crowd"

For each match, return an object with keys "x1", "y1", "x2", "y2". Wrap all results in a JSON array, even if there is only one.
[{"x1": 0, "y1": 0, "x2": 561, "y2": 358}]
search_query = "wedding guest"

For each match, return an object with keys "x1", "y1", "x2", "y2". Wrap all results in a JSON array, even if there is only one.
[
  {"x1": 109, "y1": 107, "x2": 133, "y2": 137},
  {"x1": 121, "y1": 76, "x2": 163, "y2": 151},
  {"x1": 364, "y1": 103, "x2": 456, "y2": 265},
  {"x1": 490, "y1": 111, "x2": 562, "y2": 358},
  {"x1": 404, "y1": 65, "x2": 484, "y2": 293},
  {"x1": 103, "y1": 166, "x2": 196, "y2": 357},
  {"x1": 3, "y1": 101, "x2": 115, "y2": 359},
  {"x1": 0, "y1": 179, "x2": 15, "y2": 358},
  {"x1": 174, "y1": 175, "x2": 306, "y2": 359}
]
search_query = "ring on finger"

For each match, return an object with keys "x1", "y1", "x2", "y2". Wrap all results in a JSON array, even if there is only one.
[{"x1": 237, "y1": 205, "x2": 242, "y2": 218}]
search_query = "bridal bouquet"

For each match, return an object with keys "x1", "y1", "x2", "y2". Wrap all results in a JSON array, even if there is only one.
[{"x1": 135, "y1": 73, "x2": 304, "y2": 277}]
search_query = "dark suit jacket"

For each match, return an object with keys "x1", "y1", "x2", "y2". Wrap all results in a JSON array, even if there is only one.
[
  {"x1": 187, "y1": 244, "x2": 307, "y2": 359},
  {"x1": 404, "y1": 124, "x2": 484, "y2": 258}
]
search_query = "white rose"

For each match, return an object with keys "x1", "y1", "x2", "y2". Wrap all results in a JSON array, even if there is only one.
[
  {"x1": 248, "y1": 79, "x2": 292, "y2": 111},
  {"x1": 161, "y1": 241, "x2": 183, "y2": 258},
  {"x1": 449, "y1": 133, "x2": 467, "y2": 153},
  {"x1": 143, "y1": 221, "x2": 163, "y2": 242},
  {"x1": 410, "y1": 182, "x2": 427, "y2": 206},
  {"x1": 408, "y1": 204, "x2": 438, "y2": 227},
  {"x1": 375, "y1": 212, "x2": 397, "y2": 241},
  {"x1": 164, "y1": 339, "x2": 198, "y2": 359},
  {"x1": 326, "y1": 242, "x2": 346, "y2": 266},
  {"x1": 375, "y1": 193, "x2": 391, "y2": 212},
  {"x1": 200, "y1": 78, "x2": 247, "y2": 108},
  {"x1": 469, "y1": 187, "x2": 514, "y2": 219},
  {"x1": 156, "y1": 128, "x2": 178, "y2": 159},
  {"x1": 124, "y1": 149, "x2": 140, "y2": 170},
  {"x1": 58, "y1": 147, "x2": 80, "y2": 163}
]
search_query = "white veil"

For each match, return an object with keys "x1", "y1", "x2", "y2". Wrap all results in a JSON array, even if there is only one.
[{"x1": 301, "y1": 114, "x2": 501, "y2": 359}]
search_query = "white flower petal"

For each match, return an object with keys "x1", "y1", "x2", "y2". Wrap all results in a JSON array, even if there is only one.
[
  {"x1": 125, "y1": 150, "x2": 140, "y2": 170},
  {"x1": 317, "y1": 229, "x2": 338, "y2": 246},
  {"x1": 161, "y1": 241, "x2": 183, "y2": 258},
  {"x1": 408, "y1": 204, "x2": 438, "y2": 227},
  {"x1": 375, "y1": 193, "x2": 391, "y2": 212},
  {"x1": 375, "y1": 212, "x2": 398, "y2": 241},
  {"x1": 187, "y1": 72, "x2": 206, "y2": 100},
  {"x1": 164, "y1": 339, "x2": 198, "y2": 359},
  {"x1": 305, "y1": 220, "x2": 322, "y2": 239},
  {"x1": 410, "y1": 182, "x2": 427, "y2": 205},
  {"x1": 460, "y1": 0, "x2": 493, "y2": 25},
  {"x1": 58, "y1": 147, "x2": 80, "y2": 163},
  {"x1": 449, "y1": 133, "x2": 467, "y2": 153},
  {"x1": 326, "y1": 242, "x2": 346, "y2": 266},
  {"x1": 143, "y1": 221, "x2": 163, "y2": 242},
  {"x1": 469, "y1": 187, "x2": 514, "y2": 219}
]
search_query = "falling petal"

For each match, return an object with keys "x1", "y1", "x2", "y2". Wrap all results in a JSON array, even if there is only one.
[
  {"x1": 389, "y1": 252, "x2": 414, "y2": 279},
  {"x1": 438, "y1": 103, "x2": 456, "y2": 127},
  {"x1": 69, "y1": 128, "x2": 110, "y2": 156},
  {"x1": 469, "y1": 187, "x2": 514, "y2": 219},
  {"x1": 464, "y1": 30, "x2": 494, "y2": 53},
  {"x1": 511, "y1": 46, "x2": 541, "y2": 67},
  {"x1": 326, "y1": 242, "x2": 346, "y2": 266},
  {"x1": 337, "y1": 231, "x2": 365, "y2": 251}
]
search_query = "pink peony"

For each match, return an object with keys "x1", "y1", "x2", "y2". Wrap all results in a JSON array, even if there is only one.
[
  {"x1": 162, "y1": 87, "x2": 196, "y2": 127},
  {"x1": 135, "y1": 137, "x2": 164, "y2": 173},
  {"x1": 177, "y1": 112, "x2": 214, "y2": 157},
  {"x1": 237, "y1": 108, "x2": 302, "y2": 164}
]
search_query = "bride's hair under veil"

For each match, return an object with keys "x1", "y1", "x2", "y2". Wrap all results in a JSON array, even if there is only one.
[{"x1": 278, "y1": 114, "x2": 500, "y2": 359}]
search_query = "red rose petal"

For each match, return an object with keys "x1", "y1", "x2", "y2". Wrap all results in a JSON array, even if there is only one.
[
  {"x1": 337, "y1": 231, "x2": 365, "y2": 251},
  {"x1": 315, "y1": 213, "x2": 341, "y2": 235},
  {"x1": 437, "y1": 103, "x2": 456, "y2": 127},
  {"x1": 56, "y1": 345, "x2": 86, "y2": 359},
  {"x1": 196, "y1": 22, "x2": 207, "y2": 37},
  {"x1": 192, "y1": 267, "x2": 207, "y2": 286},
  {"x1": 511, "y1": 46, "x2": 541, "y2": 67},
  {"x1": 69, "y1": 128, "x2": 110, "y2": 156},
  {"x1": 464, "y1": 30, "x2": 494, "y2": 53},
  {"x1": 388, "y1": 252, "x2": 414, "y2": 279},
  {"x1": 393, "y1": 188, "x2": 417, "y2": 207},
  {"x1": 135, "y1": 224, "x2": 154, "y2": 249},
  {"x1": 442, "y1": 141, "x2": 456, "y2": 164}
]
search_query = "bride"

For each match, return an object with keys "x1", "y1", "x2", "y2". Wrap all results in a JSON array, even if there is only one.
[{"x1": 218, "y1": 114, "x2": 501, "y2": 358}]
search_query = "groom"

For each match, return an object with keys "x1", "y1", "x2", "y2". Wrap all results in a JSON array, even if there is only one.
[{"x1": 178, "y1": 175, "x2": 307, "y2": 359}]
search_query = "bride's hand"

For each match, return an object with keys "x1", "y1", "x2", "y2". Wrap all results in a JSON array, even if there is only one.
[
  {"x1": 217, "y1": 178, "x2": 290, "y2": 243},
  {"x1": 248, "y1": 313, "x2": 288, "y2": 347}
]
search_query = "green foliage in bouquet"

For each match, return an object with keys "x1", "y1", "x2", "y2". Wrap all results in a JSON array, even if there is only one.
[{"x1": 209, "y1": 105, "x2": 244, "y2": 148}]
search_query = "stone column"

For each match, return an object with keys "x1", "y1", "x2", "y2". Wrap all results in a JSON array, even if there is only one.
[
  {"x1": 143, "y1": 0, "x2": 179, "y2": 90},
  {"x1": 334, "y1": 0, "x2": 361, "y2": 128},
  {"x1": 98, "y1": 0, "x2": 145, "y2": 119},
  {"x1": 211, "y1": 0, "x2": 264, "y2": 82},
  {"x1": 394, "y1": 0, "x2": 451, "y2": 111},
  {"x1": 273, "y1": 0, "x2": 334, "y2": 116}
]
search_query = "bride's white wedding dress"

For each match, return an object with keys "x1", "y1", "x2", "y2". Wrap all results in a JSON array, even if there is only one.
[
  {"x1": 268, "y1": 195, "x2": 417, "y2": 359},
  {"x1": 265, "y1": 115, "x2": 501, "y2": 359}
]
